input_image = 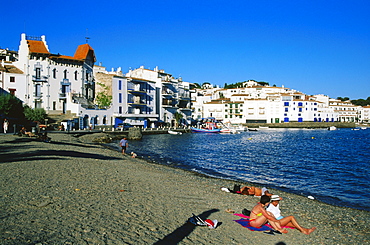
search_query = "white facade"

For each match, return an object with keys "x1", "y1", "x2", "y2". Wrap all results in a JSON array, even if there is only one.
[
  {"x1": 329, "y1": 99, "x2": 358, "y2": 122},
  {"x1": 358, "y1": 105, "x2": 370, "y2": 123},
  {"x1": 13, "y1": 33, "x2": 96, "y2": 115},
  {"x1": 0, "y1": 60, "x2": 27, "y2": 99},
  {"x1": 200, "y1": 84, "x2": 340, "y2": 124},
  {"x1": 126, "y1": 66, "x2": 192, "y2": 126}
]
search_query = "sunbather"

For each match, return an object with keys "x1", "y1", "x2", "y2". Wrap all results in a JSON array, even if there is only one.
[
  {"x1": 249, "y1": 195, "x2": 288, "y2": 234},
  {"x1": 222, "y1": 184, "x2": 275, "y2": 197},
  {"x1": 250, "y1": 195, "x2": 316, "y2": 235}
]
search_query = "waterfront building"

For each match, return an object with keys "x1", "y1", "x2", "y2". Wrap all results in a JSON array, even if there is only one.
[
  {"x1": 200, "y1": 83, "x2": 340, "y2": 124},
  {"x1": 358, "y1": 105, "x2": 370, "y2": 123},
  {"x1": 329, "y1": 99, "x2": 358, "y2": 122},
  {"x1": 126, "y1": 66, "x2": 192, "y2": 126},
  {"x1": 5, "y1": 33, "x2": 110, "y2": 129}
]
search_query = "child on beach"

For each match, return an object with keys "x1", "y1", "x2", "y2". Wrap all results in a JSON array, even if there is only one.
[{"x1": 119, "y1": 137, "x2": 128, "y2": 155}]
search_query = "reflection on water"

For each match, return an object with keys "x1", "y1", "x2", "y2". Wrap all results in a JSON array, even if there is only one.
[{"x1": 110, "y1": 128, "x2": 370, "y2": 211}]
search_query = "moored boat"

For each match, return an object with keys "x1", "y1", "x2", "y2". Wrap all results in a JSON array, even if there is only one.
[
  {"x1": 220, "y1": 128, "x2": 238, "y2": 134},
  {"x1": 328, "y1": 126, "x2": 337, "y2": 131},
  {"x1": 168, "y1": 130, "x2": 182, "y2": 135},
  {"x1": 191, "y1": 117, "x2": 221, "y2": 133},
  {"x1": 190, "y1": 127, "x2": 221, "y2": 133}
]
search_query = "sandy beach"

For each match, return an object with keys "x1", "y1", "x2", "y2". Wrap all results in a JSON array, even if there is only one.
[{"x1": 1, "y1": 132, "x2": 369, "y2": 245}]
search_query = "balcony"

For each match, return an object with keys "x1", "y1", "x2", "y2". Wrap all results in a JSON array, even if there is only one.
[
  {"x1": 32, "y1": 75, "x2": 48, "y2": 82},
  {"x1": 128, "y1": 89, "x2": 147, "y2": 95},
  {"x1": 33, "y1": 92, "x2": 43, "y2": 99},
  {"x1": 162, "y1": 99, "x2": 178, "y2": 108},
  {"x1": 128, "y1": 99, "x2": 147, "y2": 106}
]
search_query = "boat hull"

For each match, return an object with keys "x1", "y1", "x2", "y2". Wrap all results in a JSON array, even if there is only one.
[{"x1": 190, "y1": 127, "x2": 221, "y2": 133}]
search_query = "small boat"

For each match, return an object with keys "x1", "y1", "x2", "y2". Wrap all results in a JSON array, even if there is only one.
[
  {"x1": 190, "y1": 127, "x2": 221, "y2": 133},
  {"x1": 328, "y1": 126, "x2": 337, "y2": 131},
  {"x1": 258, "y1": 126, "x2": 269, "y2": 129},
  {"x1": 361, "y1": 127, "x2": 367, "y2": 130},
  {"x1": 191, "y1": 117, "x2": 221, "y2": 133},
  {"x1": 248, "y1": 128, "x2": 259, "y2": 131},
  {"x1": 168, "y1": 130, "x2": 182, "y2": 135},
  {"x1": 220, "y1": 128, "x2": 238, "y2": 134}
]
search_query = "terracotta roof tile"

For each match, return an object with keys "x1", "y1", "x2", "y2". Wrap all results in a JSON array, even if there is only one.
[
  {"x1": 74, "y1": 44, "x2": 95, "y2": 61},
  {"x1": 27, "y1": 40, "x2": 50, "y2": 54}
]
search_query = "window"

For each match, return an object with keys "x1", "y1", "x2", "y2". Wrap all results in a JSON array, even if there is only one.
[
  {"x1": 285, "y1": 108, "x2": 289, "y2": 112},
  {"x1": 53, "y1": 69, "x2": 57, "y2": 79},
  {"x1": 74, "y1": 71, "x2": 78, "y2": 80},
  {"x1": 10, "y1": 77, "x2": 15, "y2": 83},
  {"x1": 119, "y1": 106, "x2": 122, "y2": 114},
  {"x1": 118, "y1": 80, "x2": 122, "y2": 90},
  {"x1": 118, "y1": 93, "x2": 122, "y2": 103},
  {"x1": 36, "y1": 68, "x2": 41, "y2": 79},
  {"x1": 64, "y1": 70, "x2": 67, "y2": 79},
  {"x1": 298, "y1": 102, "x2": 303, "y2": 106},
  {"x1": 284, "y1": 102, "x2": 289, "y2": 106}
]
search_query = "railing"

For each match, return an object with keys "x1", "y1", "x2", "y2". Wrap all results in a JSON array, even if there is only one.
[
  {"x1": 33, "y1": 92, "x2": 43, "y2": 98},
  {"x1": 32, "y1": 75, "x2": 48, "y2": 82}
]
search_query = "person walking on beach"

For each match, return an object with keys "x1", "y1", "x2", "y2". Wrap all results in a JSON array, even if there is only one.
[
  {"x1": 3, "y1": 119, "x2": 9, "y2": 134},
  {"x1": 119, "y1": 137, "x2": 128, "y2": 155}
]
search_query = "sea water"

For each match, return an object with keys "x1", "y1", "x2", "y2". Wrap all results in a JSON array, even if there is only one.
[{"x1": 111, "y1": 128, "x2": 370, "y2": 211}]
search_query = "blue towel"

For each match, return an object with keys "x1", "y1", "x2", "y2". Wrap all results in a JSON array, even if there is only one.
[{"x1": 233, "y1": 218, "x2": 272, "y2": 231}]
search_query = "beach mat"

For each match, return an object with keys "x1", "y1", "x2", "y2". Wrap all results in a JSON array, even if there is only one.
[
  {"x1": 233, "y1": 218, "x2": 272, "y2": 231},
  {"x1": 233, "y1": 213, "x2": 294, "y2": 231}
]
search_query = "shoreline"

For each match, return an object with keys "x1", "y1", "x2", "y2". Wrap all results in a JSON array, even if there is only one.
[
  {"x1": 104, "y1": 134, "x2": 370, "y2": 213},
  {"x1": 1, "y1": 133, "x2": 369, "y2": 244}
]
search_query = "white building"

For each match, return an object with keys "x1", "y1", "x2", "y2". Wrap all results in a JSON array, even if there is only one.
[
  {"x1": 0, "y1": 59, "x2": 26, "y2": 98},
  {"x1": 126, "y1": 66, "x2": 192, "y2": 126},
  {"x1": 200, "y1": 84, "x2": 339, "y2": 124},
  {"x1": 10, "y1": 33, "x2": 104, "y2": 129},
  {"x1": 358, "y1": 105, "x2": 370, "y2": 123},
  {"x1": 329, "y1": 99, "x2": 358, "y2": 122}
]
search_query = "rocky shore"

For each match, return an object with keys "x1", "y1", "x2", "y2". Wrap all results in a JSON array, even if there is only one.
[{"x1": 1, "y1": 133, "x2": 369, "y2": 244}]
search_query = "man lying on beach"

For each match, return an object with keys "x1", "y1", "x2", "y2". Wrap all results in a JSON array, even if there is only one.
[{"x1": 221, "y1": 184, "x2": 279, "y2": 198}]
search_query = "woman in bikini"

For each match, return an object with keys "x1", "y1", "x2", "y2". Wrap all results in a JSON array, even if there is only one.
[
  {"x1": 249, "y1": 195, "x2": 288, "y2": 233},
  {"x1": 250, "y1": 195, "x2": 316, "y2": 235}
]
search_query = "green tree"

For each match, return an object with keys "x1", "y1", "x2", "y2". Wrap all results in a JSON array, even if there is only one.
[
  {"x1": 174, "y1": 112, "x2": 183, "y2": 125},
  {"x1": 95, "y1": 83, "x2": 112, "y2": 108},
  {"x1": 0, "y1": 94, "x2": 25, "y2": 119},
  {"x1": 23, "y1": 106, "x2": 46, "y2": 122},
  {"x1": 95, "y1": 92, "x2": 112, "y2": 108},
  {"x1": 337, "y1": 97, "x2": 350, "y2": 101}
]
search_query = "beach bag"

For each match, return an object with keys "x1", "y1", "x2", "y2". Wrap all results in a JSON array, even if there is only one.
[
  {"x1": 188, "y1": 213, "x2": 207, "y2": 226},
  {"x1": 242, "y1": 209, "x2": 251, "y2": 216},
  {"x1": 233, "y1": 184, "x2": 241, "y2": 192},
  {"x1": 188, "y1": 214, "x2": 218, "y2": 229}
]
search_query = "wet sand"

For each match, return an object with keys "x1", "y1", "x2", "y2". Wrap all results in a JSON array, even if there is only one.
[{"x1": 1, "y1": 133, "x2": 369, "y2": 244}]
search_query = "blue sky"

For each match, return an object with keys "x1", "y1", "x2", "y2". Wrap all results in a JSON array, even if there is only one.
[{"x1": 2, "y1": 0, "x2": 369, "y2": 100}]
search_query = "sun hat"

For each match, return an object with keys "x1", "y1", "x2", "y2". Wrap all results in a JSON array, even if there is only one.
[{"x1": 270, "y1": 195, "x2": 281, "y2": 201}]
